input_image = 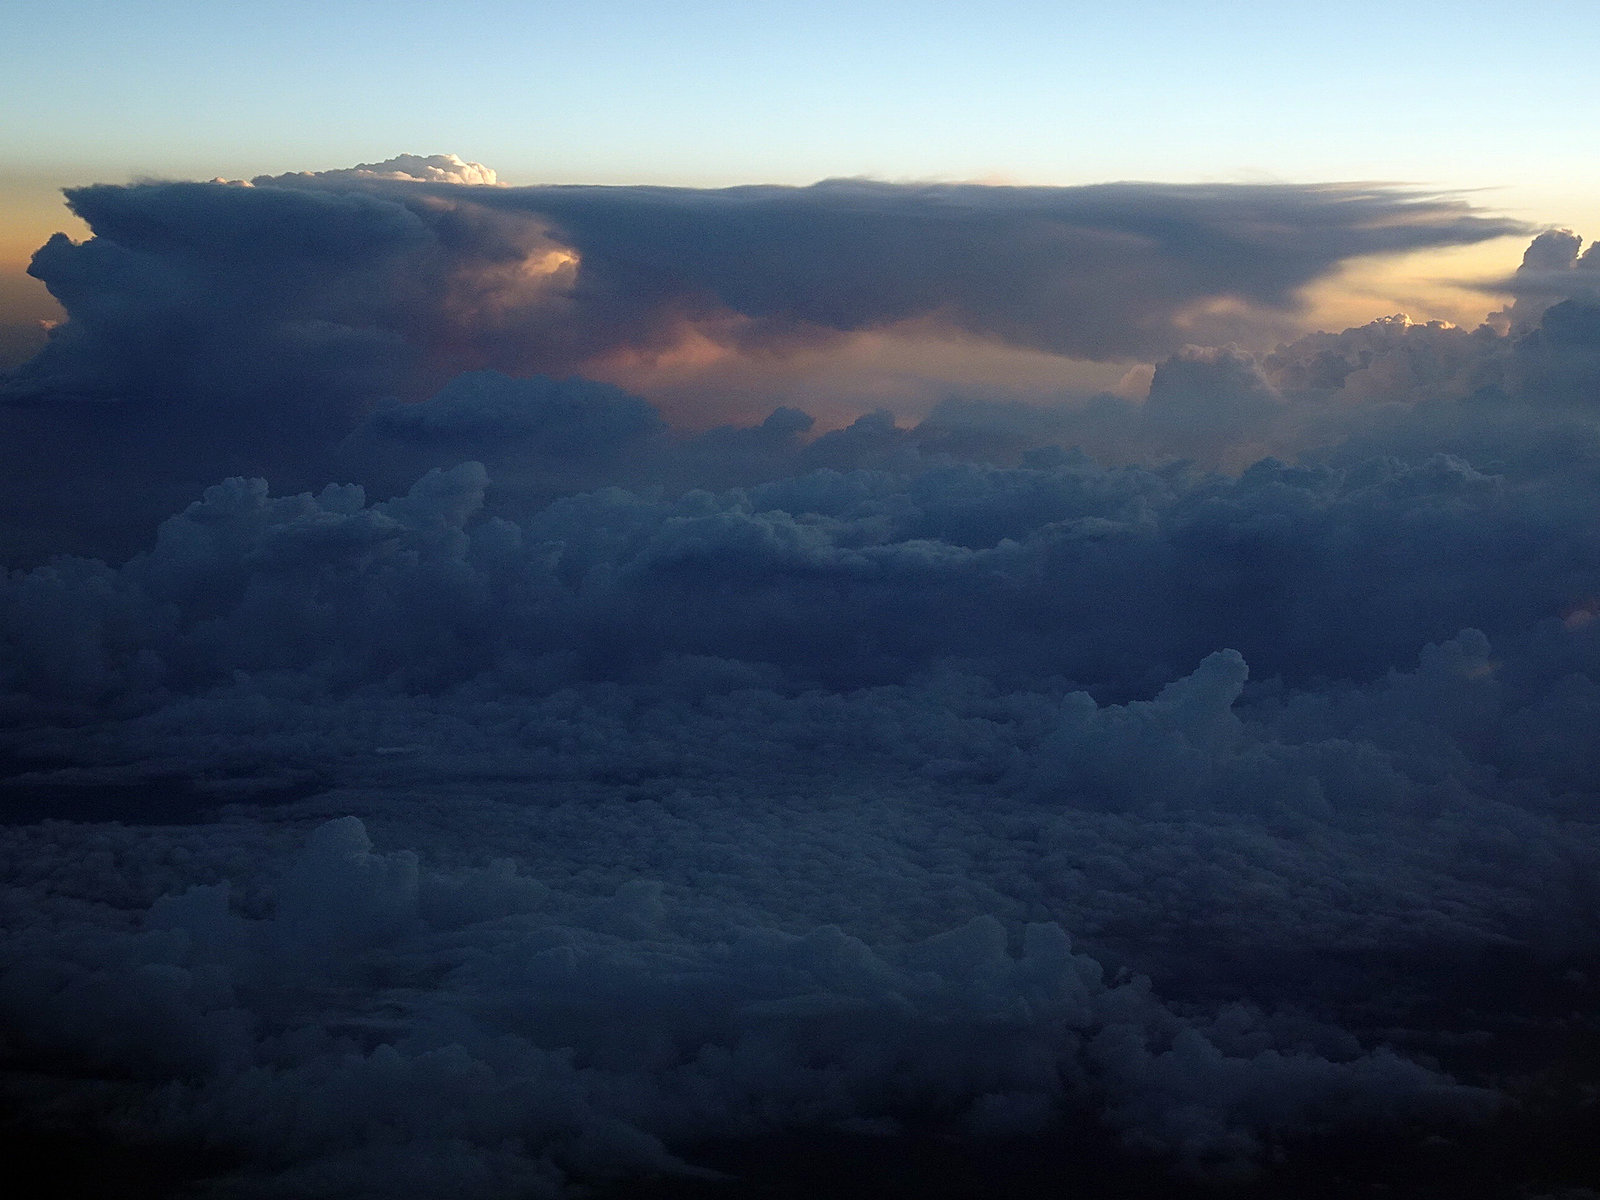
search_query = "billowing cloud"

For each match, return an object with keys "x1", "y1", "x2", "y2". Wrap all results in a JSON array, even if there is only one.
[
  {"x1": 3, "y1": 167, "x2": 1521, "y2": 419},
  {"x1": 3, "y1": 163, "x2": 1600, "y2": 1198},
  {"x1": 474, "y1": 178, "x2": 1520, "y2": 360},
  {"x1": 1492, "y1": 228, "x2": 1600, "y2": 331},
  {"x1": 272, "y1": 152, "x2": 503, "y2": 187},
  {"x1": 0, "y1": 161, "x2": 1537, "y2": 565}
]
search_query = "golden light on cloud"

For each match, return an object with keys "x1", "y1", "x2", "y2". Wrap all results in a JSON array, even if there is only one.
[
  {"x1": 522, "y1": 247, "x2": 579, "y2": 279},
  {"x1": 435, "y1": 231, "x2": 582, "y2": 337},
  {"x1": 589, "y1": 317, "x2": 1133, "y2": 432},
  {"x1": 1114, "y1": 363, "x2": 1156, "y2": 399},
  {"x1": 593, "y1": 320, "x2": 739, "y2": 377},
  {"x1": 563, "y1": 223, "x2": 1539, "y2": 436},
  {"x1": 1173, "y1": 294, "x2": 1260, "y2": 329},
  {"x1": 1167, "y1": 293, "x2": 1301, "y2": 351},
  {"x1": 1298, "y1": 236, "x2": 1527, "y2": 334},
  {"x1": 1157, "y1": 235, "x2": 1529, "y2": 356}
]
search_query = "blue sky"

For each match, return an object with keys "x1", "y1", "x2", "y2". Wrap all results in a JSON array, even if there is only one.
[{"x1": 5, "y1": 0, "x2": 1596, "y2": 214}]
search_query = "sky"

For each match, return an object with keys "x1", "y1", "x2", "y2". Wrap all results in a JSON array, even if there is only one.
[
  {"x1": 4, "y1": 5, "x2": 1600, "y2": 1200},
  {"x1": 4, "y1": 0, "x2": 1599, "y2": 345},
  {"x1": 5, "y1": 1, "x2": 1597, "y2": 196}
]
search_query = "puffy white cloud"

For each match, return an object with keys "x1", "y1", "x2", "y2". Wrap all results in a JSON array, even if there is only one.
[{"x1": 267, "y1": 152, "x2": 502, "y2": 187}]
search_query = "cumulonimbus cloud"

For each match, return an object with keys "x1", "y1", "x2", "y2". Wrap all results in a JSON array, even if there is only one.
[
  {"x1": 4, "y1": 159, "x2": 1600, "y2": 1199},
  {"x1": 1491, "y1": 227, "x2": 1600, "y2": 331},
  {"x1": 457, "y1": 176, "x2": 1520, "y2": 358},
  {"x1": 3, "y1": 165, "x2": 1523, "y2": 417}
]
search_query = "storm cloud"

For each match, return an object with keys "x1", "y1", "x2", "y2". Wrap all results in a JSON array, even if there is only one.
[
  {"x1": 0, "y1": 157, "x2": 1535, "y2": 561},
  {"x1": 5, "y1": 161, "x2": 1520, "y2": 416},
  {"x1": 2, "y1": 160, "x2": 1599, "y2": 1198}
]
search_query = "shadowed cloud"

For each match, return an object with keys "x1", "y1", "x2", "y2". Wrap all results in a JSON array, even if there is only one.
[
  {"x1": 5, "y1": 168, "x2": 1523, "y2": 420},
  {"x1": 3, "y1": 159, "x2": 1600, "y2": 1199}
]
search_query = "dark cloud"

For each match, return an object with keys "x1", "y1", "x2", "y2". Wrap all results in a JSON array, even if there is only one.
[
  {"x1": 7, "y1": 414, "x2": 1599, "y2": 715},
  {"x1": 0, "y1": 168, "x2": 1533, "y2": 562},
  {"x1": 0, "y1": 321, "x2": 48, "y2": 373},
  {"x1": 458, "y1": 176, "x2": 1520, "y2": 360},
  {"x1": 345, "y1": 369, "x2": 668, "y2": 503},
  {"x1": 2, "y1": 163, "x2": 1600, "y2": 1197},
  {"x1": 362, "y1": 370, "x2": 661, "y2": 451},
  {"x1": 4, "y1": 171, "x2": 1521, "y2": 420},
  {"x1": 1510, "y1": 298, "x2": 1600, "y2": 408}
]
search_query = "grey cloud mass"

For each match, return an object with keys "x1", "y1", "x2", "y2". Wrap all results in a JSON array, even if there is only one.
[
  {"x1": 4, "y1": 170, "x2": 1521, "y2": 416},
  {"x1": 1, "y1": 159, "x2": 1598, "y2": 1198},
  {"x1": 445, "y1": 176, "x2": 1520, "y2": 359},
  {"x1": 1494, "y1": 227, "x2": 1600, "y2": 331}
]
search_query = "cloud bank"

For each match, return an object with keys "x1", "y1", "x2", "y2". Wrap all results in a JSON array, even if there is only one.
[
  {"x1": 5, "y1": 164, "x2": 1520, "y2": 416},
  {"x1": 2, "y1": 159, "x2": 1599, "y2": 1197}
]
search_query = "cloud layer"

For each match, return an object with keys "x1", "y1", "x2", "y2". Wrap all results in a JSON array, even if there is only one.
[
  {"x1": 2, "y1": 161, "x2": 1599, "y2": 1197},
  {"x1": 5, "y1": 167, "x2": 1521, "y2": 416}
]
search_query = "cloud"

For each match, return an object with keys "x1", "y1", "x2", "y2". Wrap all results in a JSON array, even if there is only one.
[
  {"x1": 0, "y1": 164, "x2": 1544, "y2": 563},
  {"x1": 1509, "y1": 298, "x2": 1600, "y2": 408},
  {"x1": 1492, "y1": 228, "x2": 1600, "y2": 331},
  {"x1": 3, "y1": 169, "x2": 1522, "y2": 421},
  {"x1": 6, "y1": 396, "x2": 1600, "y2": 711},
  {"x1": 3, "y1": 163, "x2": 1600, "y2": 1197},
  {"x1": 3, "y1": 433, "x2": 1596, "y2": 1190},
  {"x1": 268, "y1": 152, "x2": 502, "y2": 187},
  {"x1": 919, "y1": 291, "x2": 1600, "y2": 471},
  {"x1": 362, "y1": 370, "x2": 661, "y2": 450},
  {"x1": 475, "y1": 177, "x2": 1521, "y2": 359},
  {"x1": 4, "y1": 643, "x2": 1528, "y2": 1194}
]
